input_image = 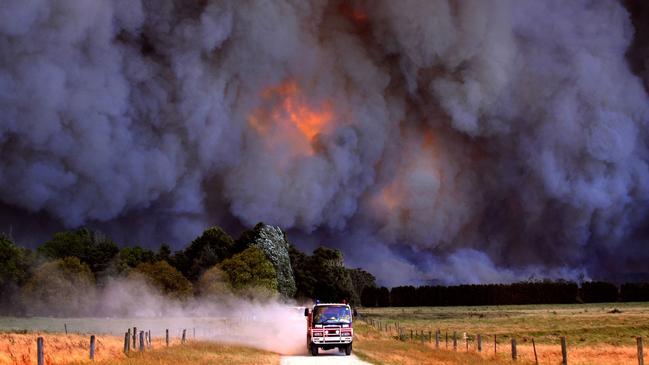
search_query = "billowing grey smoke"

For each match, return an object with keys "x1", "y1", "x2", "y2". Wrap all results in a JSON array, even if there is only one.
[{"x1": 1, "y1": 0, "x2": 648, "y2": 285}]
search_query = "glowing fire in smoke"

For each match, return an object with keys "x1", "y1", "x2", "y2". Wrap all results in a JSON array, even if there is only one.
[{"x1": 250, "y1": 81, "x2": 334, "y2": 151}]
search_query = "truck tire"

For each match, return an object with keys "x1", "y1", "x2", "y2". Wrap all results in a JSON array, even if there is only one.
[
  {"x1": 345, "y1": 344, "x2": 352, "y2": 356},
  {"x1": 310, "y1": 344, "x2": 318, "y2": 356}
]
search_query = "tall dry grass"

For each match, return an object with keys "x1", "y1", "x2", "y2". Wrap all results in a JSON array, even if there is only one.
[
  {"x1": 0, "y1": 333, "x2": 253, "y2": 365},
  {"x1": 354, "y1": 321, "x2": 642, "y2": 365}
]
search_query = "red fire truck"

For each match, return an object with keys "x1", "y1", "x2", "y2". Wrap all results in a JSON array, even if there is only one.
[{"x1": 304, "y1": 302, "x2": 355, "y2": 356}]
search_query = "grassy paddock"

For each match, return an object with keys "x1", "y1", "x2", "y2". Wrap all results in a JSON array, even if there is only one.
[{"x1": 357, "y1": 303, "x2": 649, "y2": 364}]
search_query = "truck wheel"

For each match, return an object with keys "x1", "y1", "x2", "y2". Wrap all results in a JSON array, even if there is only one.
[
  {"x1": 310, "y1": 344, "x2": 318, "y2": 356},
  {"x1": 345, "y1": 344, "x2": 352, "y2": 356}
]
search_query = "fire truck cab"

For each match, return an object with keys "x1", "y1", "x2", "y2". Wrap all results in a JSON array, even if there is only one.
[{"x1": 304, "y1": 302, "x2": 355, "y2": 356}]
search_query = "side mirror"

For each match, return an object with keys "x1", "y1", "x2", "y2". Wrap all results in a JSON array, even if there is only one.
[{"x1": 304, "y1": 308, "x2": 309, "y2": 317}]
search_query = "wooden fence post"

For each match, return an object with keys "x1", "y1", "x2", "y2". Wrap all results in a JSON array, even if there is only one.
[
  {"x1": 466, "y1": 334, "x2": 469, "y2": 351},
  {"x1": 89, "y1": 335, "x2": 96, "y2": 361},
  {"x1": 511, "y1": 338, "x2": 517, "y2": 360},
  {"x1": 635, "y1": 337, "x2": 644, "y2": 365},
  {"x1": 37, "y1": 337, "x2": 44, "y2": 365},
  {"x1": 124, "y1": 332, "x2": 129, "y2": 353},
  {"x1": 435, "y1": 330, "x2": 440, "y2": 348},
  {"x1": 532, "y1": 338, "x2": 538, "y2": 365},
  {"x1": 166, "y1": 329, "x2": 169, "y2": 347},
  {"x1": 446, "y1": 331, "x2": 448, "y2": 348},
  {"x1": 453, "y1": 332, "x2": 457, "y2": 351},
  {"x1": 133, "y1": 327, "x2": 137, "y2": 349},
  {"x1": 478, "y1": 334, "x2": 482, "y2": 352},
  {"x1": 429, "y1": 330, "x2": 432, "y2": 343},
  {"x1": 638, "y1": 337, "x2": 644, "y2": 365},
  {"x1": 139, "y1": 331, "x2": 144, "y2": 352},
  {"x1": 410, "y1": 329, "x2": 413, "y2": 340},
  {"x1": 494, "y1": 334, "x2": 497, "y2": 354},
  {"x1": 149, "y1": 330, "x2": 152, "y2": 348},
  {"x1": 561, "y1": 336, "x2": 568, "y2": 365},
  {"x1": 182, "y1": 329, "x2": 186, "y2": 344},
  {"x1": 64, "y1": 323, "x2": 68, "y2": 334}
]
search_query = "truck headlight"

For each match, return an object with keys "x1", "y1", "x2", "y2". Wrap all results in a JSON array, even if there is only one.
[
  {"x1": 342, "y1": 331, "x2": 352, "y2": 337},
  {"x1": 313, "y1": 332, "x2": 323, "y2": 337}
]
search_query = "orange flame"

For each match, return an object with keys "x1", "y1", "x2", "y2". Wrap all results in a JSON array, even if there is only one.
[
  {"x1": 249, "y1": 80, "x2": 334, "y2": 156},
  {"x1": 263, "y1": 81, "x2": 333, "y2": 140}
]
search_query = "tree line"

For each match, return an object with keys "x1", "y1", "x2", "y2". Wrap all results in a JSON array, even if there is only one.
[
  {"x1": 361, "y1": 281, "x2": 649, "y2": 307},
  {"x1": 0, "y1": 224, "x2": 375, "y2": 316}
]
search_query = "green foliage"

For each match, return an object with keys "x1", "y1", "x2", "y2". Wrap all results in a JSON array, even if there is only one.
[
  {"x1": 0, "y1": 234, "x2": 33, "y2": 288},
  {"x1": 38, "y1": 229, "x2": 118, "y2": 274},
  {"x1": 237, "y1": 223, "x2": 296, "y2": 297},
  {"x1": 290, "y1": 246, "x2": 355, "y2": 304},
  {"x1": 197, "y1": 265, "x2": 231, "y2": 297},
  {"x1": 118, "y1": 246, "x2": 156, "y2": 272},
  {"x1": 172, "y1": 227, "x2": 235, "y2": 282},
  {"x1": 220, "y1": 246, "x2": 277, "y2": 294},
  {"x1": 22, "y1": 257, "x2": 96, "y2": 316},
  {"x1": 348, "y1": 268, "x2": 377, "y2": 305},
  {"x1": 157, "y1": 244, "x2": 172, "y2": 262},
  {"x1": 133, "y1": 260, "x2": 193, "y2": 299}
]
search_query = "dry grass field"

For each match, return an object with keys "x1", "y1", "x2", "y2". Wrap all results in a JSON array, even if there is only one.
[
  {"x1": 356, "y1": 302, "x2": 649, "y2": 365},
  {"x1": 0, "y1": 333, "x2": 278, "y2": 365}
]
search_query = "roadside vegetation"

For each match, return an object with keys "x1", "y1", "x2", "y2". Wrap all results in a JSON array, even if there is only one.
[
  {"x1": 357, "y1": 303, "x2": 649, "y2": 364},
  {"x1": 0, "y1": 333, "x2": 278, "y2": 365}
]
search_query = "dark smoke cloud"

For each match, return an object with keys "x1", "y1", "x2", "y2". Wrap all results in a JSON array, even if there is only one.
[{"x1": 1, "y1": 0, "x2": 648, "y2": 285}]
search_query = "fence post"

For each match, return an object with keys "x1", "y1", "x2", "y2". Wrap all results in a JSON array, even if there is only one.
[
  {"x1": 90, "y1": 335, "x2": 96, "y2": 361},
  {"x1": 638, "y1": 337, "x2": 644, "y2": 365},
  {"x1": 37, "y1": 337, "x2": 44, "y2": 365},
  {"x1": 478, "y1": 334, "x2": 482, "y2": 352},
  {"x1": 133, "y1": 327, "x2": 137, "y2": 349},
  {"x1": 561, "y1": 336, "x2": 568, "y2": 365},
  {"x1": 124, "y1": 332, "x2": 129, "y2": 353},
  {"x1": 193, "y1": 328, "x2": 195, "y2": 339},
  {"x1": 139, "y1": 331, "x2": 144, "y2": 352},
  {"x1": 446, "y1": 331, "x2": 448, "y2": 348},
  {"x1": 494, "y1": 334, "x2": 497, "y2": 354},
  {"x1": 453, "y1": 332, "x2": 457, "y2": 351},
  {"x1": 64, "y1": 323, "x2": 68, "y2": 334},
  {"x1": 511, "y1": 338, "x2": 517, "y2": 360},
  {"x1": 166, "y1": 329, "x2": 169, "y2": 347},
  {"x1": 149, "y1": 330, "x2": 152, "y2": 348},
  {"x1": 532, "y1": 338, "x2": 538, "y2": 365},
  {"x1": 182, "y1": 329, "x2": 186, "y2": 344},
  {"x1": 429, "y1": 330, "x2": 432, "y2": 343},
  {"x1": 435, "y1": 330, "x2": 440, "y2": 348},
  {"x1": 410, "y1": 329, "x2": 413, "y2": 341}
]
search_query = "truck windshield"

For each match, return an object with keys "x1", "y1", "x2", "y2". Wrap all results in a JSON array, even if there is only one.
[{"x1": 313, "y1": 305, "x2": 352, "y2": 325}]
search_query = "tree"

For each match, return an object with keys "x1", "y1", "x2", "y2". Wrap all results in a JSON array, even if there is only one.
[
  {"x1": 22, "y1": 257, "x2": 96, "y2": 316},
  {"x1": 289, "y1": 244, "x2": 317, "y2": 300},
  {"x1": 197, "y1": 265, "x2": 231, "y2": 297},
  {"x1": 0, "y1": 234, "x2": 33, "y2": 314},
  {"x1": 348, "y1": 268, "x2": 377, "y2": 305},
  {"x1": 580, "y1": 281, "x2": 618, "y2": 303},
  {"x1": 132, "y1": 261, "x2": 193, "y2": 300},
  {"x1": 172, "y1": 227, "x2": 235, "y2": 282},
  {"x1": 219, "y1": 246, "x2": 277, "y2": 295},
  {"x1": 117, "y1": 246, "x2": 156, "y2": 272},
  {"x1": 236, "y1": 223, "x2": 296, "y2": 297},
  {"x1": 38, "y1": 229, "x2": 118, "y2": 274}
]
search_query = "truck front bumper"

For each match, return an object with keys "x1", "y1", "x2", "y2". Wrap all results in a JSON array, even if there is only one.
[{"x1": 311, "y1": 336, "x2": 353, "y2": 345}]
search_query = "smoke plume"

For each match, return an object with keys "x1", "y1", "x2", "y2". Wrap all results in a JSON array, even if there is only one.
[{"x1": 1, "y1": 0, "x2": 649, "y2": 285}]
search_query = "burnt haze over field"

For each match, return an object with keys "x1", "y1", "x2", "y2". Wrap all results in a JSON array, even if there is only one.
[{"x1": 1, "y1": 0, "x2": 649, "y2": 286}]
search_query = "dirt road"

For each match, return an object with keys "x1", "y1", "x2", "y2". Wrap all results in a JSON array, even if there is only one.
[{"x1": 280, "y1": 349, "x2": 372, "y2": 365}]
